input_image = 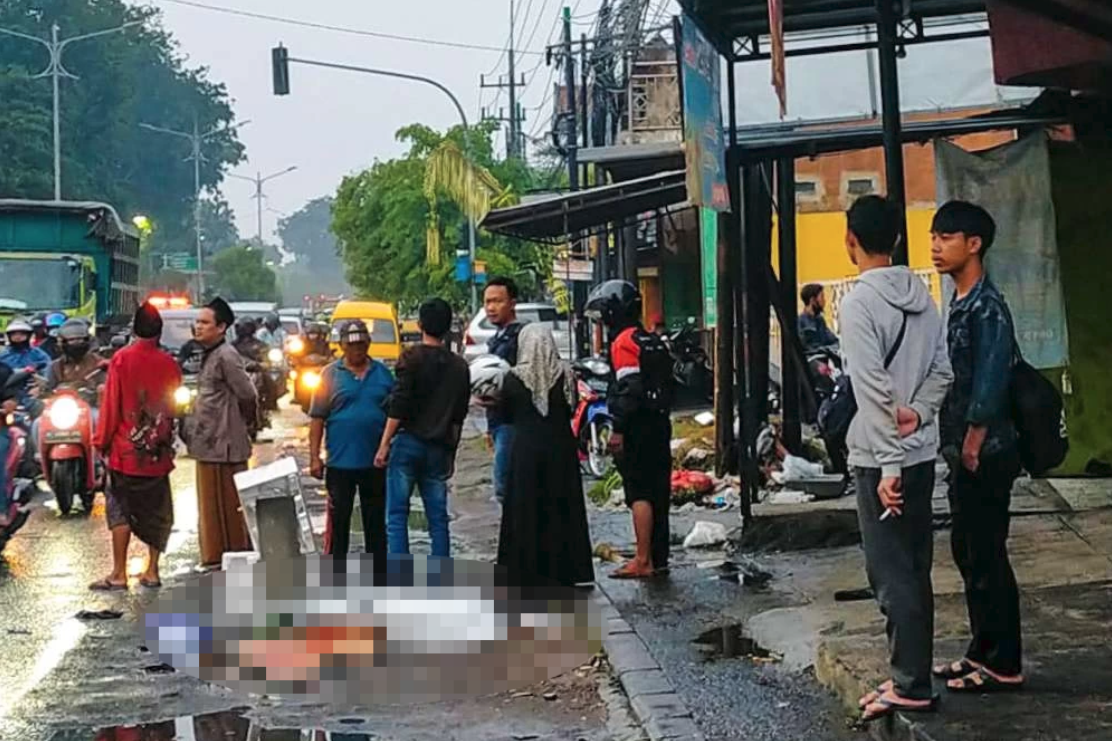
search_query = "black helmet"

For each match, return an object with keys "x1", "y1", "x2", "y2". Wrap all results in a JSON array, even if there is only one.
[
  {"x1": 585, "y1": 280, "x2": 642, "y2": 329},
  {"x1": 304, "y1": 321, "x2": 327, "y2": 339},
  {"x1": 264, "y1": 312, "x2": 280, "y2": 331},
  {"x1": 235, "y1": 317, "x2": 258, "y2": 338}
]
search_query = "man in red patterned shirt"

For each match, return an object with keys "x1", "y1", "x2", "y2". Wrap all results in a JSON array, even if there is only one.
[{"x1": 91, "y1": 302, "x2": 182, "y2": 591}]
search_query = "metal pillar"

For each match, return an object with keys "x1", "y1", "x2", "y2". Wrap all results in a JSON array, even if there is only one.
[
  {"x1": 776, "y1": 158, "x2": 802, "y2": 453},
  {"x1": 743, "y1": 164, "x2": 773, "y2": 456},
  {"x1": 621, "y1": 220, "x2": 638, "y2": 285},
  {"x1": 875, "y1": 0, "x2": 909, "y2": 265},
  {"x1": 715, "y1": 62, "x2": 739, "y2": 479}
]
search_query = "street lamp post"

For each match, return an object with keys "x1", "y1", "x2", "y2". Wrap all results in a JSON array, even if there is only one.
[
  {"x1": 272, "y1": 48, "x2": 479, "y2": 313},
  {"x1": 0, "y1": 21, "x2": 141, "y2": 200},
  {"x1": 139, "y1": 117, "x2": 251, "y2": 301},
  {"x1": 228, "y1": 167, "x2": 298, "y2": 245}
]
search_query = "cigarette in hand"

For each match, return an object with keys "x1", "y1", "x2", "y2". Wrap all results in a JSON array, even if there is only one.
[{"x1": 879, "y1": 508, "x2": 895, "y2": 522}]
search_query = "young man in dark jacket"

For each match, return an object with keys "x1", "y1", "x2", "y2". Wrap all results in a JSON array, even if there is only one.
[{"x1": 931, "y1": 200, "x2": 1025, "y2": 693}]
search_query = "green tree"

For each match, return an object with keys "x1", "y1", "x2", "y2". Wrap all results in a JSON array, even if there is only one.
[
  {"x1": 0, "y1": 0, "x2": 245, "y2": 255},
  {"x1": 332, "y1": 122, "x2": 550, "y2": 315},
  {"x1": 209, "y1": 245, "x2": 278, "y2": 302},
  {"x1": 278, "y1": 196, "x2": 340, "y2": 271}
]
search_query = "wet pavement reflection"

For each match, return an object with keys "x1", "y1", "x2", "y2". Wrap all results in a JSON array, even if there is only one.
[{"x1": 51, "y1": 709, "x2": 374, "y2": 741}]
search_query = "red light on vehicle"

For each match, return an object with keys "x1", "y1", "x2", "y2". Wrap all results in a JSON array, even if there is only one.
[{"x1": 168, "y1": 297, "x2": 191, "y2": 308}]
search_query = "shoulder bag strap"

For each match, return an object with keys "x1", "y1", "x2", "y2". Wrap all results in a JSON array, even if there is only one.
[{"x1": 883, "y1": 311, "x2": 909, "y2": 370}]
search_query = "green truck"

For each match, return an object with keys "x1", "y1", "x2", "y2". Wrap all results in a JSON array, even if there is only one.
[{"x1": 0, "y1": 199, "x2": 141, "y2": 336}]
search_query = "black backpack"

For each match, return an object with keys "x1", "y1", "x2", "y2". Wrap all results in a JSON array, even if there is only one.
[
  {"x1": 818, "y1": 312, "x2": 908, "y2": 440},
  {"x1": 633, "y1": 328, "x2": 675, "y2": 414},
  {"x1": 1010, "y1": 348, "x2": 1068, "y2": 476}
]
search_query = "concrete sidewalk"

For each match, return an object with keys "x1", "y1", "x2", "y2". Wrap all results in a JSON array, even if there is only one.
[{"x1": 735, "y1": 477, "x2": 1112, "y2": 741}]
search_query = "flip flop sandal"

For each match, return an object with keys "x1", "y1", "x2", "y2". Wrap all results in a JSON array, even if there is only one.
[
  {"x1": 609, "y1": 566, "x2": 654, "y2": 580},
  {"x1": 859, "y1": 679, "x2": 895, "y2": 708},
  {"x1": 947, "y1": 668, "x2": 1025, "y2": 693},
  {"x1": 860, "y1": 691, "x2": 937, "y2": 724},
  {"x1": 89, "y1": 579, "x2": 127, "y2": 592},
  {"x1": 933, "y1": 658, "x2": 981, "y2": 679},
  {"x1": 139, "y1": 578, "x2": 162, "y2": 589}
]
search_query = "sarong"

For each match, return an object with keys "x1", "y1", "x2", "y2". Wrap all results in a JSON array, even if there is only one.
[
  {"x1": 105, "y1": 471, "x2": 174, "y2": 552},
  {"x1": 196, "y1": 461, "x2": 251, "y2": 567}
]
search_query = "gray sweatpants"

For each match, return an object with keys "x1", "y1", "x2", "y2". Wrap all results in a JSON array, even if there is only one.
[{"x1": 855, "y1": 461, "x2": 936, "y2": 701}]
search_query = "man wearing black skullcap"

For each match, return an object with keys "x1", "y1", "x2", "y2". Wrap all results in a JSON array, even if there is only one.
[
  {"x1": 184, "y1": 296, "x2": 258, "y2": 568},
  {"x1": 91, "y1": 302, "x2": 182, "y2": 590}
]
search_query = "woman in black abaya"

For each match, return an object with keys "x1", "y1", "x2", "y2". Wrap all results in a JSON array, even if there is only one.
[{"x1": 497, "y1": 324, "x2": 594, "y2": 588}]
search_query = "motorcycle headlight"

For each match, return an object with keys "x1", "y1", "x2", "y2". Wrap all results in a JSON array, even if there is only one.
[
  {"x1": 287, "y1": 336, "x2": 305, "y2": 354},
  {"x1": 49, "y1": 397, "x2": 81, "y2": 430},
  {"x1": 267, "y1": 348, "x2": 284, "y2": 364},
  {"x1": 302, "y1": 371, "x2": 322, "y2": 390},
  {"x1": 174, "y1": 386, "x2": 192, "y2": 407}
]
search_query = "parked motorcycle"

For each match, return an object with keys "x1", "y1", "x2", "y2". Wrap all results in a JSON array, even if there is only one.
[
  {"x1": 0, "y1": 371, "x2": 39, "y2": 550},
  {"x1": 668, "y1": 322, "x2": 713, "y2": 404},
  {"x1": 38, "y1": 370, "x2": 104, "y2": 515},
  {"x1": 571, "y1": 357, "x2": 614, "y2": 478}
]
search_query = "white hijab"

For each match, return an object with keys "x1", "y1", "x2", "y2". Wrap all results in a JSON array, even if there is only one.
[{"x1": 510, "y1": 323, "x2": 577, "y2": 417}]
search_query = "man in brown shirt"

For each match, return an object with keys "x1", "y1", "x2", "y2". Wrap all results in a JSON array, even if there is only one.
[{"x1": 185, "y1": 297, "x2": 258, "y2": 568}]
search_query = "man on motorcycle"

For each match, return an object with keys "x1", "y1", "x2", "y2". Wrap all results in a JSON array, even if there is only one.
[
  {"x1": 299, "y1": 322, "x2": 331, "y2": 360},
  {"x1": 232, "y1": 318, "x2": 275, "y2": 419},
  {"x1": 0, "y1": 364, "x2": 20, "y2": 527},
  {"x1": 1, "y1": 320, "x2": 53, "y2": 405},
  {"x1": 32, "y1": 319, "x2": 106, "y2": 462},
  {"x1": 257, "y1": 313, "x2": 287, "y2": 349}
]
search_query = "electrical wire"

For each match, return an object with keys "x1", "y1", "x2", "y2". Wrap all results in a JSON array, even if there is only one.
[{"x1": 154, "y1": 0, "x2": 546, "y2": 56}]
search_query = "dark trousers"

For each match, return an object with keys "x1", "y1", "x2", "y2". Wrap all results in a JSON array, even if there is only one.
[
  {"x1": 948, "y1": 450, "x2": 1023, "y2": 676},
  {"x1": 855, "y1": 461, "x2": 936, "y2": 700},
  {"x1": 618, "y1": 414, "x2": 672, "y2": 570},
  {"x1": 325, "y1": 467, "x2": 386, "y2": 560}
]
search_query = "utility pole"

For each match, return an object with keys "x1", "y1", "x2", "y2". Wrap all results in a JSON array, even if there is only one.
[
  {"x1": 228, "y1": 167, "x2": 298, "y2": 245},
  {"x1": 479, "y1": 1, "x2": 526, "y2": 162},
  {"x1": 0, "y1": 21, "x2": 140, "y2": 200},
  {"x1": 562, "y1": 7, "x2": 579, "y2": 192},
  {"x1": 140, "y1": 117, "x2": 251, "y2": 302}
]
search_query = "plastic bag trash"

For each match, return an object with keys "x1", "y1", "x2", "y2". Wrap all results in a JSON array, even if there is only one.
[
  {"x1": 767, "y1": 489, "x2": 814, "y2": 505},
  {"x1": 781, "y1": 454, "x2": 825, "y2": 482},
  {"x1": 683, "y1": 521, "x2": 728, "y2": 549}
]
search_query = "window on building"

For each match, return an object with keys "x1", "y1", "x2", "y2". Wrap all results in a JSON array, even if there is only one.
[
  {"x1": 796, "y1": 180, "x2": 817, "y2": 197},
  {"x1": 846, "y1": 177, "x2": 877, "y2": 196}
]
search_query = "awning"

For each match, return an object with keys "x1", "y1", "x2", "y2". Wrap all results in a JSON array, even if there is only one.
[
  {"x1": 481, "y1": 170, "x2": 687, "y2": 242},
  {"x1": 577, "y1": 142, "x2": 685, "y2": 183}
]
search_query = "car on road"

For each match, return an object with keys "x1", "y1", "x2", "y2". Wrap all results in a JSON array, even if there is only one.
[{"x1": 464, "y1": 303, "x2": 573, "y2": 360}]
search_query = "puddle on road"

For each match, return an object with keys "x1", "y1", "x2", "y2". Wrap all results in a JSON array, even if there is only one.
[
  {"x1": 692, "y1": 624, "x2": 781, "y2": 664},
  {"x1": 51, "y1": 709, "x2": 376, "y2": 740}
]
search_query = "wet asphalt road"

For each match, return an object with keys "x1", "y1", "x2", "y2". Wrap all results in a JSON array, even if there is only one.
[{"x1": 0, "y1": 406, "x2": 630, "y2": 741}]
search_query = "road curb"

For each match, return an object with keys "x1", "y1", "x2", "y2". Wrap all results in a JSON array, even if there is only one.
[{"x1": 592, "y1": 582, "x2": 707, "y2": 741}]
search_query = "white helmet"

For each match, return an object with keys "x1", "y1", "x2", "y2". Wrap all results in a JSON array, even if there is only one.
[
  {"x1": 6, "y1": 319, "x2": 33, "y2": 335},
  {"x1": 469, "y1": 354, "x2": 510, "y2": 400}
]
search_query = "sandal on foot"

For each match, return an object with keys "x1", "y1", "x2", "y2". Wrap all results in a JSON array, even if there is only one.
[
  {"x1": 933, "y1": 658, "x2": 981, "y2": 679},
  {"x1": 609, "y1": 564, "x2": 654, "y2": 580},
  {"x1": 859, "y1": 679, "x2": 895, "y2": 708},
  {"x1": 89, "y1": 578, "x2": 127, "y2": 592},
  {"x1": 860, "y1": 690, "x2": 937, "y2": 723},
  {"x1": 947, "y1": 667, "x2": 1024, "y2": 693},
  {"x1": 139, "y1": 577, "x2": 162, "y2": 589}
]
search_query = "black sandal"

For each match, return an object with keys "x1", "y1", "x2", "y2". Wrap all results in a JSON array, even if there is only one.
[
  {"x1": 932, "y1": 658, "x2": 980, "y2": 680},
  {"x1": 947, "y1": 667, "x2": 1024, "y2": 693}
]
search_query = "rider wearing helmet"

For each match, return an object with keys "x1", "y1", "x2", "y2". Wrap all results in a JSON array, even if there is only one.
[
  {"x1": 232, "y1": 317, "x2": 269, "y2": 364},
  {"x1": 257, "y1": 313, "x2": 287, "y2": 349},
  {"x1": 44, "y1": 319, "x2": 105, "y2": 397},
  {"x1": 300, "y1": 322, "x2": 331, "y2": 360},
  {"x1": 1, "y1": 319, "x2": 53, "y2": 377},
  {"x1": 585, "y1": 280, "x2": 674, "y2": 579}
]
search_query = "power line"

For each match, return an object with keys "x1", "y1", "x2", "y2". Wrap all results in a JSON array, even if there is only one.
[{"x1": 154, "y1": 0, "x2": 546, "y2": 56}]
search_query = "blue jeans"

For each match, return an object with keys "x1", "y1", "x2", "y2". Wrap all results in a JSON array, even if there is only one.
[
  {"x1": 491, "y1": 424, "x2": 515, "y2": 504},
  {"x1": 386, "y1": 432, "x2": 451, "y2": 557}
]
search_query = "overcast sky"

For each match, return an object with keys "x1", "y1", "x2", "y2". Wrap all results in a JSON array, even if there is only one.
[{"x1": 148, "y1": 0, "x2": 1018, "y2": 243}]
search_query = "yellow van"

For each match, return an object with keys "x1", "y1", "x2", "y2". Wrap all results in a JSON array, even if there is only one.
[{"x1": 329, "y1": 300, "x2": 402, "y2": 366}]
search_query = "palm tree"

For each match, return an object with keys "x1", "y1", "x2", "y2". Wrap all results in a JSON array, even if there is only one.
[{"x1": 423, "y1": 141, "x2": 518, "y2": 264}]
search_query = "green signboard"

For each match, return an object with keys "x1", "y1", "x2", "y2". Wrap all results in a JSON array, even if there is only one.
[
  {"x1": 700, "y1": 208, "x2": 717, "y2": 328},
  {"x1": 162, "y1": 252, "x2": 198, "y2": 273}
]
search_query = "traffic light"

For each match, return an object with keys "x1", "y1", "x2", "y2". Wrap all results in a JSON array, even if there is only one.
[{"x1": 272, "y1": 44, "x2": 290, "y2": 96}]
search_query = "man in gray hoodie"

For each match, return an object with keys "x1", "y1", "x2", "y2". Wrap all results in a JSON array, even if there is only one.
[{"x1": 841, "y1": 196, "x2": 954, "y2": 722}]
